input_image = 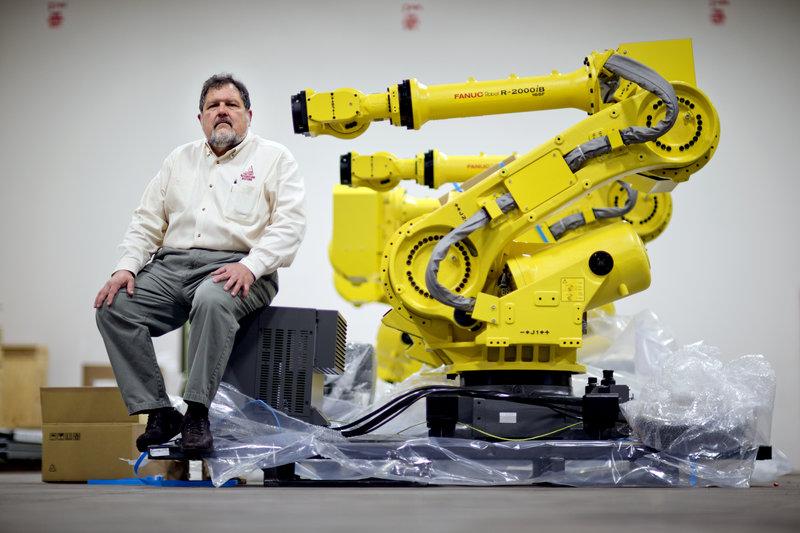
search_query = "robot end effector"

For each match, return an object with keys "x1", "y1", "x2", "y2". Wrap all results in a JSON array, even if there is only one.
[{"x1": 291, "y1": 86, "x2": 391, "y2": 140}]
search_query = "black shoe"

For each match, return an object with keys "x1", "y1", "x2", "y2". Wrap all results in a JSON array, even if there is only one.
[
  {"x1": 180, "y1": 411, "x2": 214, "y2": 457},
  {"x1": 136, "y1": 408, "x2": 183, "y2": 452}
]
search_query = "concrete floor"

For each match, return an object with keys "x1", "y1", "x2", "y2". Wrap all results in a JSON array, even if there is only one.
[{"x1": 1, "y1": 471, "x2": 798, "y2": 533}]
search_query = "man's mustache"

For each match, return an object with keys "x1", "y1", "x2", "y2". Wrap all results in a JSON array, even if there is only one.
[{"x1": 214, "y1": 117, "x2": 233, "y2": 127}]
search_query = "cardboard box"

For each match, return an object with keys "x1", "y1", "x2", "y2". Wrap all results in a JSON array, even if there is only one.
[
  {"x1": 41, "y1": 387, "x2": 145, "y2": 424},
  {"x1": 1, "y1": 345, "x2": 48, "y2": 428},
  {"x1": 80, "y1": 364, "x2": 163, "y2": 387},
  {"x1": 81, "y1": 364, "x2": 117, "y2": 387},
  {"x1": 40, "y1": 387, "x2": 185, "y2": 482},
  {"x1": 42, "y1": 422, "x2": 187, "y2": 482}
]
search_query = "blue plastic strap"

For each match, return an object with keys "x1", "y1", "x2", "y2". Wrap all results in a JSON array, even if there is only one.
[
  {"x1": 133, "y1": 452, "x2": 147, "y2": 477},
  {"x1": 535, "y1": 225, "x2": 549, "y2": 243},
  {"x1": 88, "y1": 477, "x2": 238, "y2": 487}
]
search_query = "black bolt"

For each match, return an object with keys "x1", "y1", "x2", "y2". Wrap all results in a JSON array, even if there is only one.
[{"x1": 601, "y1": 369, "x2": 616, "y2": 386}]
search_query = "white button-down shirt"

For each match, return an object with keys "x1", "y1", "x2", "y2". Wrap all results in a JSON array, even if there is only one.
[{"x1": 115, "y1": 132, "x2": 306, "y2": 279}]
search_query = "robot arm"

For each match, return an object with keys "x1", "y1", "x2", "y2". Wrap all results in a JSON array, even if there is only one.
[
  {"x1": 413, "y1": 51, "x2": 711, "y2": 318},
  {"x1": 341, "y1": 149, "x2": 671, "y2": 243},
  {"x1": 292, "y1": 51, "x2": 608, "y2": 139},
  {"x1": 340, "y1": 150, "x2": 508, "y2": 190},
  {"x1": 302, "y1": 39, "x2": 719, "y2": 376},
  {"x1": 291, "y1": 40, "x2": 696, "y2": 141}
]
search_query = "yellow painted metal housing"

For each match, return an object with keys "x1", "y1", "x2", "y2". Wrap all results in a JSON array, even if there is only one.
[
  {"x1": 308, "y1": 39, "x2": 720, "y2": 379},
  {"x1": 330, "y1": 185, "x2": 439, "y2": 306}
]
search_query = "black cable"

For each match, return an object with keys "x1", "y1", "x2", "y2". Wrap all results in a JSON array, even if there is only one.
[
  {"x1": 338, "y1": 387, "x2": 455, "y2": 437},
  {"x1": 332, "y1": 385, "x2": 455, "y2": 431},
  {"x1": 333, "y1": 385, "x2": 588, "y2": 437}
]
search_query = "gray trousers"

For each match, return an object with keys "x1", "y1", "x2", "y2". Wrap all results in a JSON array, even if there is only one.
[{"x1": 96, "y1": 248, "x2": 277, "y2": 414}]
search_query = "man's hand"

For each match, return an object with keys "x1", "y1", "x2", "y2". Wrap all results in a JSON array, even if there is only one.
[
  {"x1": 212, "y1": 263, "x2": 256, "y2": 298},
  {"x1": 94, "y1": 270, "x2": 135, "y2": 308}
]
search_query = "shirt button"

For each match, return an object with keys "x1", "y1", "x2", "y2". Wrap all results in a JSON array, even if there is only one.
[
  {"x1": 201, "y1": 207, "x2": 206, "y2": 211},
  {"x1": 209, "y1": 184, "x2": 213, "y2": 188},
  {"x1": 197, "y1": 233, "x2": 201, "y2": 238}
]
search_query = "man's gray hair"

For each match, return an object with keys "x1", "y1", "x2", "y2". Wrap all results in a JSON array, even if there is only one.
[{"x1": 199, "y1": 73, "x2": 251, "y2": 111}]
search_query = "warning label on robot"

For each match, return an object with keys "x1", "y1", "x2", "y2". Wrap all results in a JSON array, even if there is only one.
[{"x1": 561, "y1": 278, "x2": 585, "y2": 302}]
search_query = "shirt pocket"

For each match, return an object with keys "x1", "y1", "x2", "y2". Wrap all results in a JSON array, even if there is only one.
[{"x1": 224, "y1": 181, "x2": 260, "y2": 223}]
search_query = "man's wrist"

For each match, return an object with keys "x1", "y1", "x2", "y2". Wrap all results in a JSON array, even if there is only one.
[{"x1": 238, "y1": 259, "x2": 259, "y2": 279}]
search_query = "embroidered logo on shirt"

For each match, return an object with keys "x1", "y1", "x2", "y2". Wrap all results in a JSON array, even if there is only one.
[{"x1": 240, "y1": 166, "x2": 255, "y2": 181}]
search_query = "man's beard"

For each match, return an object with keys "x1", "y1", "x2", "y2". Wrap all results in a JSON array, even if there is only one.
[{"x1": 208, "y1": 124, "x2": 245, "y2": 152}]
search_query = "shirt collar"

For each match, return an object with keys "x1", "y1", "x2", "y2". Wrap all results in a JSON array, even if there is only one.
[{"x1": 204, "y1": 130, "x2": 252, "y2": 161}]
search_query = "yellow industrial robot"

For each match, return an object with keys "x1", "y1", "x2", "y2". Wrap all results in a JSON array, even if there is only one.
[
  {"x1": 296, "y1": 39, "x2": 719, "y2": 440},
  {"x1": 332, "y1": 151, "x2": 673, "y2": 381}
]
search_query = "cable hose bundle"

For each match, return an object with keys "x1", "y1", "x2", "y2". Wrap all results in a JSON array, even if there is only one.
[
  {"x1": 332, "y1": 385, "x2": 584, "y2": 438},
  {"x1": 424, "y1": 54, "x2": 678, "y2": 312},
  {"x1": 548, "y1": 180, "x2": 638, "y2": 240}
]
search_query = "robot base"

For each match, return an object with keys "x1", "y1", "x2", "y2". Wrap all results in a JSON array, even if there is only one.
[{"x1": 426, "y1": 370, "x2": 630, "y2": 441}]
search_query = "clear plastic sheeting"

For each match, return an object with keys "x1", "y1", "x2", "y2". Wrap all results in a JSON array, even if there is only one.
[
  {"x1": 578, "y1": 308, "x2": 677, "y2": 386},
  {"x1": 203, "y1": 383, "x2": 342, "y2": 484},
  {"x1": 323, "y1": 343, "x2": 378, "y2": 416},
  {"x1": 751, "y1": 447, "x2": 793, "y2": 483},
  {"x1": 579, "y1": 309, "x2": 776, "y2": 459},
  {"x1": 201, "y1": 312, "x2": 779, "y2": 488},
  {"x1": 204, "y1": 387, "x2": 760, "y2": 488},
  {"x1": 621, "y1": 346, "x2": 776, "y2": 457}
]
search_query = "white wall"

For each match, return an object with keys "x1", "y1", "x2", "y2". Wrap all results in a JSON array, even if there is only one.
[{"x1": 1, "y1": 0, "x2": 797, "y2": 468}]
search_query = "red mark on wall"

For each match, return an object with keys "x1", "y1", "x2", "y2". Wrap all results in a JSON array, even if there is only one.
[
  {"x1": 709, "y1": 0, "x2": 729, "y2": 25},
  {"x1": 402, "y1": 3, "x2": 423, "y2": 31},
  {"x1": 48, "y1": 2, "x2": 67, "y2": 28}
]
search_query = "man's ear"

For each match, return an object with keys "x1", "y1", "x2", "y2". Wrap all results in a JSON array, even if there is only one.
[
  {"x1": 247, "y1": 109, "x2": 252, "y2": 125},
  {"x1": 197, "y1": 113, "x2": 202, "y2": 123}
]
